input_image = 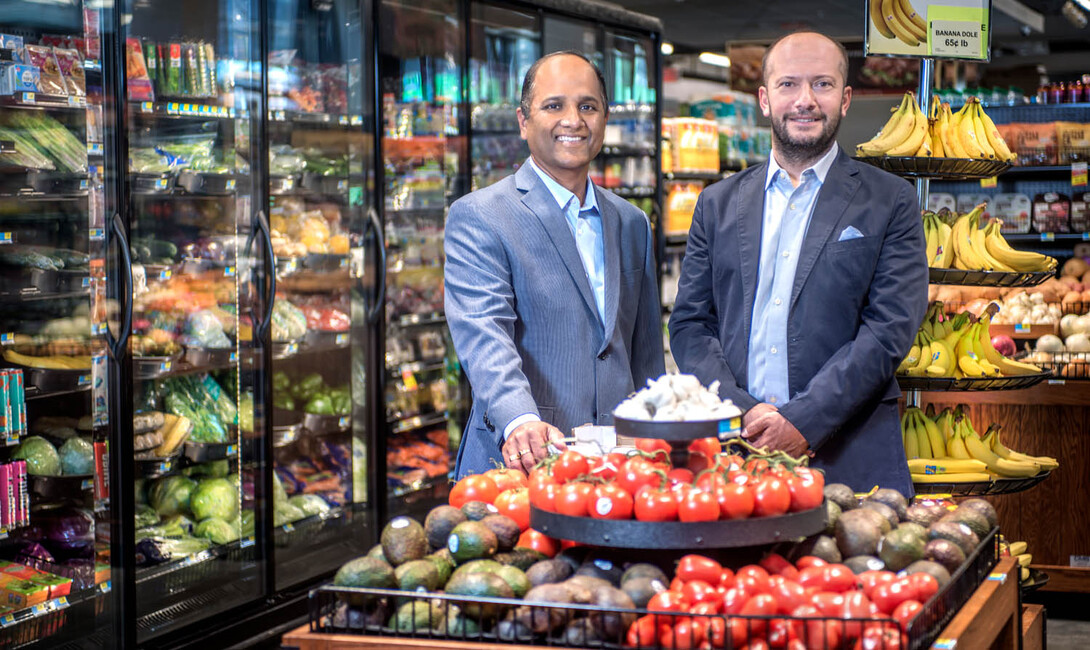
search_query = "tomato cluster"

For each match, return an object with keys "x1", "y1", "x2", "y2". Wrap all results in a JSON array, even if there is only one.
[
  {"x1": 625, "y1": 553, "x2": 936, "y2": 649},
  {"x1": 528, "y1": 439, "x2": 825, "y2": 523},
  {"x1": 448, "y1": 466, "x2": 561, "y2": 557}
]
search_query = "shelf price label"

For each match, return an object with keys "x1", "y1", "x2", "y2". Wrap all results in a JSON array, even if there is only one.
[
  {"x1": 21, "y1": 92, "x2": 35, "y2": 104},
  {"x1": 1074, "y1": 162, "x2": 1088, "y2": 188},
  {"x1": 0, "y1": 333, "x2": 12, "y2": 345},
  {"x1": 1040, "y1": 232, "x2": 1055, "y2": 242},
  {"x1": 0, "y1": 232, "x2": 10, "y2": 245},
  {"x1": 980, "y1": 176, "x2": 997, "y2": 188},
  {"x1": 402, "y1": 368, "x2": 418, "y2": 390}
]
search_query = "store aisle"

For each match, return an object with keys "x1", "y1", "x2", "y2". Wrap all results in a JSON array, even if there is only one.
[{"x1": 1048, "y1": 618, "x2": 1090, "y2": 649}]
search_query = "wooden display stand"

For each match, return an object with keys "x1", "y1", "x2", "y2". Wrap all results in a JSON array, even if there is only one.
[
  {"x1": 280, "y1": 558, "x2": 1023, "y2": 650},
  {"x1": 1022, "y1": 604, "x2": 1045, "y2": 650}
]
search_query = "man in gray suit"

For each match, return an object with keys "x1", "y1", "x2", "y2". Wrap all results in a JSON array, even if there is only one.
[
  {"x1": 445, "y1": 51, "x2": 665, "y2": 478},
  {"x1": 669, "y1": 32, "x2": 927, "y2": 495}
]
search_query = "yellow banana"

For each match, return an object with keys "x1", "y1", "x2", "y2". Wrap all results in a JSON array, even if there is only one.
[
  {"x1": 937, "y1": 408, "x2": 956, "y2": 444},
  {"x1": 903, "y1": 411, "x2": 920, "y2": 459},
  {"x1": 963, "y1": 428, "x2": 1038, "y2": 476},
  {"x1": 907, "y1": 458, "x2": 987, "y2": 474},
  {"x1": 897, "y1": 343, "x2": 922, "y2": 373},
  {"x1": 936, "y1": 219, "x2": 954, "y2": 267},
  {"x1": 976, "y1": 102, "x2": 1017, "y2": 162},
  {"x1": 969, "y1": 219, "x2": 1014, "y2": 271},
  {"x1": 946, "y1": 423, "x2": 973, "y2": 459},
  {"x1": 896, "y1": 0, "x2": 927, "y2": 34},
  {"x1": 912, "y1": 472, "x2": 993, "y2": 483},
  {"x1": 983, "y1": 220, "x2": 1057, "y2": 272},
  {"x1": 987, "y1": 427, "x2": 1058, "y2": 470},
  {"x1": 886, "y1": 94, "x2": 928, "y2": 156},
  {"x1": 914, "y1": 135, "x2": 932, "y2": 157},
  {"x1": 950, "y1": 211, "x2": 984, "y2": 270},
  {"x1": 930, "y1": 338, "x2": 955, "y2": 376},
  {"x1": 971, "y1": 101, "x2": 997, "y2": 159},
  {"x1": 1008, "y1": 541, "x2": 1028, "y2": 556},
  {"x1": 925, "y1": 215, "x2": 940, "y2": 267},
  {"x1": 919, "y1": 407, "x2": 949, "y2": 451},
  {"x1": 941, "y1": 103, "x2": 969, "y2": 158},
  {"x1": 968, "y1": 325, "x2": 1002, "y2": 375},
  {"x1": 954, "y1": 102, "x2": 986, "y2": 158},
  {"x1": 858, "y1": 94, "x2": 913, "y2": 156},
  {"x1": 913, "y1": 412, "x2": 934, "y2": 458},
  {"x1": 870, "y1": 0, "x2": 897, "y2": 39},
  {"x1": 976, "y1": 314, "x2": 1043, "y2": 375},
  {"x1": 883, "y1": 0, "x2": 923, "y2": 45}
]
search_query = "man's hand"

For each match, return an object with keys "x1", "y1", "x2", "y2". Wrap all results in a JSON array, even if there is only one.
[
  {"x1": 743, "y1": 402, "x2": 779, "y2": 431},
  {"x1": 742, "y1": 410, "x2": 810, "y2": 458},
  {"x1": 503, "y1": 421, "x2": 567, "y2": 474}
]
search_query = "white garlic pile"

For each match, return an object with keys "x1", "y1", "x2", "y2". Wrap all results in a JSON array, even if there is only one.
[{"x1": 613, "y1": 373, "x2": 742, "y2": 421}]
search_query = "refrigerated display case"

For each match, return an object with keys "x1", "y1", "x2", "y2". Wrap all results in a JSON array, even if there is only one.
[{"x1": 0, "y1": 3, "x2": 119, "y2": 648}]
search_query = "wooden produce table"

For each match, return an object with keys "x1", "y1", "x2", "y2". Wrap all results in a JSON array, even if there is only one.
[
  {"x1": 920, "y1": 382, "x2": 1090, "y2": 593},
  {"x1": 280, "y1": 558, "x2": 1023, "y2": 650}
]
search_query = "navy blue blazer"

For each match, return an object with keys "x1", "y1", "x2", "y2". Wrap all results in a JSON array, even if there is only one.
[{"x1": 669, "y1": 150, "x2": 927, "y2": 496}]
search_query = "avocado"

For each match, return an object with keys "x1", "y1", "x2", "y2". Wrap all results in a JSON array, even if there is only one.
[
  {"x1": 443, "y1": 605, "x2": 481, "y2": 637},
  {"x1": 958, "y1": 498, "x2": 998, "y2": 529},
  {"x1": 622, "y1": 575, "x2": 666, "y2": 608},
  {"x1": 366, "y1": 544, "x2": 387, "y2": 563},
  {"x1": 843, "y1": 555, "x2": 886, "y2": 574},
  {"x1": 516, "y1": 583, "x2": 574, "y2": 632},
  {"x1": 861, "y1": 501, "x2": 899, "y2": 531},
  {"x1": 789, "y1": 534, "x2": 843, "y2": 564},
  {"x1": 424, "y1": 505, "x2": 467, "y2": 549},
  {"x1": 924, "y1": 538, "x2": 967, "y2": 574},
  {"x1": 425, "y1": 549, "x2": 455, "y2": 586},
  {"x1": 395, "y1": 559, "x2": 442, "y2": 592},
  {"x1": 824, "y1": 483, "x2": 859, "y2": 511},
  {"x1": 621, "y1": 563, "x2": 669, "y2": 587},
  {"x1": 494, "y1": 549, "x2": 547, "y2": 571},
  {"x1": 944, "y1": 508, "x2": 991, "y2": 540},
  {"x1": 447, "y1": 520, "x2": 499, "y2": 564},
  {"x1": 897, "y1": 521, "x2": 928, "y2": 543},
  {"x1": 835, "y1": 508, "x2": 884, "y2": 558},
  {"x1": 461, "y1": 500, "x2": 499, "y2": 521},
  {"x1": 444, "y1": 571, "x2": 514, "y2": 619},
  {"x1": 526, "y1": 558, "x2": 574, "y2": 586},
  {"x1": 825, "y1": 500, "x2": 842, "y2": 535},
  {"x1": 388, "y1": 599, "x2": 445, "y2": 632},
  {"x1": 905, "y1": 502, "x2": 946, "y2": 528},
  {"x1": 555, "y1": 546, "x2": 592, "y2": 573},
  {"x1": 928, "y1": 520, "x2": 979, "y2": 556},
  {"x1": 381, "y1": 516, "x2": 428, "y2": 567},
  {"x1": 561, "y1": 620, "x2": 604, "y2": 647},
  {"x1": 575, "y1": 555, "x2": 624, "y2": 587},
  {"x1": 496, "y1": 618, "x2": 535, "y2": 642},
  {"x1": 904, "y1": 559, "x2": 952, "y2": 588},
  {"x1": 586, "y1": 585, "x2": 637, "y2": 637},
  {"x1": 877, "y1": 527, "x2": 926, "y2": 571},
  {"x1": 867, "y1": 488, "x2": 909, "y2": 522},
  {"x1": 331, "y1": 601, "x2": 389, "y2": 629},
  {"x1": 495, "y1": 564, "x2": 531, "y2": 598},
  {"x1": 855, "y1": 504, "x2": 893, "y2": 534},
  {"x1": 333, "y1": 557, "x2": 396, "y2": 605},
  {"x1": 448, "y1": 558, "x2": 504, "y2": 584},
  {"x1": 480, "y1": 514, "x2": 521, "y2": 551}
]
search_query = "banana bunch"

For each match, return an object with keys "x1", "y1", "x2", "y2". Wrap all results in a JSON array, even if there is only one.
[
  {"x1": 856, "y1": 93, "x2": 1017, "y2": 162},
  {"x1": 870, "y1": 0, "x2": 926, "y2": 48},
  {"x1": 904, "y1": 404, "x2": 1059, "y2": 482},
  {"x1": 897, "y1": 301, "x2": 1044, "y2": 378},
  {"x1": 1000, "y1": 539, "x2": 1034, "y2": 581},
  {"x1": 926, "y1": 204, "x2": 1057, "y2": 273},
  {"x1": 2, "y1": 348, "x2": 92, "y2": 370}
]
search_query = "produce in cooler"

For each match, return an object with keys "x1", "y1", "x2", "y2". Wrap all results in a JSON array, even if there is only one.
[
  {"x1": 269, "y1": 197, "x2": 349, "y2": 256},
  {"x1": 0, "y1": 111, "x2": 87, "y2": 173},
  {"x1": 387, "y1": 428, "x2": 450, "y2": 489},
  {"x1": 924, "y1": 205, "x2": 1057, "y2": 272}
]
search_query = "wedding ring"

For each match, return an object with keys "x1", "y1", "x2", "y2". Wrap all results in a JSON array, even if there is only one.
[
  {"x1": 519, "y1": 449, "x2": 532, "y2": 456},
  {"x1": 508, "y1": 454, "x2": 521, "y2": 462}
]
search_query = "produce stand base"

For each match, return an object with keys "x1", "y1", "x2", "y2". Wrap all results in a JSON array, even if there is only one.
[
  {"x1": 932, "y1": 556, "x2": 1020, "y2": 650},
  {"x1": 280, "y1": 634, "x2": 540, "y2": 650},
  {"x1": 1022, "y1": 604, "x2": 1045, "y2": 650}
]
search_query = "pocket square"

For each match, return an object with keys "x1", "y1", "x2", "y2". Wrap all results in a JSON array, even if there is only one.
[{"x1": 838, "y1": 225, "x2": 864, "y2": 241}]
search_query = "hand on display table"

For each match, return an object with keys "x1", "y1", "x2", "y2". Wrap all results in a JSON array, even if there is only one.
[
  {"x1": 502, "y1": 420, "x2": 566, "y2": 474},
  {"x1": 742, "y1": 405, "x2": 810, "y2": 457}
]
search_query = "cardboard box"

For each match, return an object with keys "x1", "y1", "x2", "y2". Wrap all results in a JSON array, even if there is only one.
[
  {"x1": 1056, "y1": 121, "x2": 1090, "y2": 164},
  {"x1": 29, "y1": 573, "x2": 72, "y2": 599},
  {"x1": 0, "y1": 63, "x2": 40, "y2": 95},
  {"x1": 3, "y1": 579, "x2": 49, "y2": 608},
  {"x1": 1011, "y1": 122, "x2": 1058, "y2": 166}
]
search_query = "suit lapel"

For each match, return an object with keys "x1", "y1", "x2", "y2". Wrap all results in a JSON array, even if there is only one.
[
  {"x1": 737, "y1": 166, "x2": 766, "y2": 365},
  {"x1": 597, "y1": 185, "x2": 620, "y2": 349},
  {"x1": 516, "y1": 164, "x2": 599, "y2": 324},
  {"x1": 789, "y1": 152, "x2": 861, "y2": 310}
]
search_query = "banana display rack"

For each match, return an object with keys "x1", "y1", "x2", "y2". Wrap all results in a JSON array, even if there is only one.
[
  {"x1": 855, "y1": 155, "x2": 1012, "y2": 180},
  {"x1": 927, "y1": 267, "x2": 1055, "y2": 288},
  {"x1": 897, "y1": 370, "x2": 1051, "y2": 392},
  {"x1": 911, "y1": 470, "x2": 1053, "y2": 497}
]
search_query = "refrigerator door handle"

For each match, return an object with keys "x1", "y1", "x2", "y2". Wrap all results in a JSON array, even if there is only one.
[
  {"x1": 365, "y1": 205, "x2": 386, "y2": 324},
  {"x1": 107, "y1": 212, "x2": 133, "y2": 360},
  {"x1": 254, "y1": 209, "x2": 277, "y2": 341}
]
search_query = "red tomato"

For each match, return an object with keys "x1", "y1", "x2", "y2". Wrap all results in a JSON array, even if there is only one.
[
  {"x1": 856, "y1": 624, "x2": 905, "y2": 650},
  {"x1": 870, "y1": 578, "x2": 916, "y2": 615},
  {"x1": 679, "y1": 489, "x2": 720, "y2": 522},
  {"x1": 589, "y1": 483, "x2": 634, "y2": 520},
  {"x1": 690, "y1": 602, "x2": 727, "y2": 647},
  {"x1": 744, "y1": 456, "x2": 770, "y2": 475},
  {"x1": 721, "y1": 584, "x2": 754, "y2": 615},
  {"x1": 822, "y1": 564, "x2": 858, "y2": 593},
  {"x1": 677, "y1": 555, "x2": 724, "y2": 584},
  {"x1": 840, "y1": 590, "x2": 872, "y2": 641},
  {"x1": 681, "y1": 580, "x2": 722, "y2": 609},
  {"x1": 591, "y1": 452, "x2": 627, "y2": 481},
  {"x1": 687, "y1": 437, "x2": 721, "y2": 473},
  {"x1": 753, "y1": 474, "x2": 791, "y2": 517},
  {"x1": 769, "y1": 578, "x2": 809, "y2": 615},
  {"x1": 670, "y1": 576, "x2": 686, "y2": 593},
  {"x1": 552, "y1": 450, "x2": 590, "y2": 483},
  {"x1": 555, "y1": 481, "x2": 595, "y2": 517},
  {"x1": 760, "y1": 553, "x2": 800, "y2": 580},
  {"x1": 787, "y1": 467, "x2": 825, "y2": 512},
  {"x1": 908, "y1": 573, "x2": 939, "y2": 603},
  {"x1": 694, "y1": 469, "x2": 728, "y2": 493},
  {"x1": 858, "y1": 570, "x2": 896, "y2": 597},
  {"x1": 739, "y1": 593, "x2": 777, "y2": 635},
  {"x1": 718, "y1": 567, "x2": 737, "y2": 589},
  {"x1": 811, "y1": 591, "x2": 845, "y2": 617},
  {"x1": 795, "y1": 556, "x2": 827, "y2": 570},
  {"x1": 718, "y1": 482, "x2": 756, "y2": 520},
  {"x1": 660, "y1": 617, "x2": 704, "y2": 650},
  {"x1": 667, "y1": 467, "x2": 695, "y2": 488},
  {"x1": 790, "y1": 603, "x2": 842, "y2": 650},
  {"x1": 634, "y1": 484, "x2": 679, "y2": 522},
  {"x1": 635, "y1": 438, "x2": 672, "y2": 463},
  {"x1": 448, "y1": 474, "x2": 499, "y2": 508},
  {"x1": 617, "y1": 457, "x2": 662, "y2": 498},
  {"x1": 742, "y1": 640, "x2": 772, "y2": 650},
  {"x1": 528, "y1": 478, "x2": 560, "y2": 513},
  {"x1": 515, "y1": 528, "x2": 558, "y2": 557},
  {"x1": 483, "y1": 467, "x2": 528, "y2": 493},
  {"x1": 766, "y1": 616, "x2": 800, "y2": 648},
  {"x1": 626, "y1": 614, "x2": 667, "y2": 647},
  {"x1": 647, "y1": 589, "x2": 690, "y2": 613},
  {"x1": 493, "y1": 488, "x2": 530, "y2": 530},
  {"x1": 892, "y1": 599, "x2": 923, "y2": 630},
  {"x1": 736, "y1": 565, "x2": 772, "y2": 593}
]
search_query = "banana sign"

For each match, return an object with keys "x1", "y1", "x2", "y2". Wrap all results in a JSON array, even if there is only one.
[{"x1": 865, "y1": 0, "x2": 992, "y2": 61}]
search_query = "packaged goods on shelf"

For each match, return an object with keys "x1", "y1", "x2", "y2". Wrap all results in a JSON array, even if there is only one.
[
  {"x1": 688, "y1": 90, "x2": 758, "y2": 127},
  {"x1": 603, "y1": 102, "x2": 655, "y2": 148},
  {"x1": 1056, "y1": 121, "x2": 1090, "y2": 164},
  {"x1": 991, "y1": 193, "x2": 1032, "y2": 234},
  {"x1": 1033, "y1": 191, "x2": 1071, "y2": 233},
  {"x1": 662, "y1": 117, "x2": 719, "y2": 173},
  {"x1": 0, "y1": 460, "x2": 28, "y2": 530},
  {"x1": 719, "y1": 123, "x2": 771, "y2": 167},
  {"x1": 1002, "y1": 122, "x2": 1058, "y2": 166},
  {"x1": 1, "y1": 368, "x2": 26, "y2": 439},
  {"x1": 665, "y1": 181, "x2": 702, "y2": 235}
]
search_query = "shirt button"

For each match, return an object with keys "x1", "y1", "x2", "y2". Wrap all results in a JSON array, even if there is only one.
[
  {"x1": 782, "y1": 251, "x2": 790, "y2": 259},
  {"x1": 789, "y1": 203, "x2": 796, "y2": 210},
  {"x1": 771, "y1": 346, "x2": 778, "y2": 354},
  {"x1": 774, "y1": 298, "x2": 782, "y2": 306},
  {"x1": 769, "y1": 396, "x2": 778, "y2": 404}
]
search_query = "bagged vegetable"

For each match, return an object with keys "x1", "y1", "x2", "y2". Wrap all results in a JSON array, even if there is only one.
[
  {"x1": 58, "y1": 437, "x2": 94, "y2": 475},
  {"x1": 195, "y1": 517, "x2": 239, "y2": 545},
  {"x1": 190, "y1": 477, "x2": 238, "y2": 521},
  {"x1": 148, "y1": 475, "x2": 197, "y2": 517},
  {"x1": 182, "y1": 309, "x2": 231, "y2": 349},
  {"x1": 13, "y1": 436, "x2": 61, "y2": 476}
]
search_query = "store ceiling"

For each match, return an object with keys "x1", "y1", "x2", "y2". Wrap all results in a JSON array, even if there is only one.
[{"x1": 613, "y1": 0, "x2": 1090, "y2": 74}]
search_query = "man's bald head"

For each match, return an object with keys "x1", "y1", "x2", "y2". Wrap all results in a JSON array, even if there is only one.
[{"x1": 761, "y1": 31, "x2": 849, "y2": 86}]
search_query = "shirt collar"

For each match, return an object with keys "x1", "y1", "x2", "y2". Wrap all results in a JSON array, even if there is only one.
[
  {"x1": 765, "y1": 142, "x2": 839, "y2": 190},
  {"x1": 527, "y1": 156, "x2": 598, "y2": 214}
]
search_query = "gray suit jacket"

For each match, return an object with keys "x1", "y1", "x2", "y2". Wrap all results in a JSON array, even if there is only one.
[
  {"x1": 669, "y1": 151, "x2": 927, "y2": 496},
  {"x1": 445, "y1": 162, "x2": 665, "y2": 479}
]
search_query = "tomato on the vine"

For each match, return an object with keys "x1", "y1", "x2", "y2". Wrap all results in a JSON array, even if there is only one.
[
  {"x1": 555, "y1": 481, "x2": 596, "y2": 517},
  {"x1": 744, "y1": 456, "x2": 770, "y2": 475},
  {"x1": 787, "y1": 466, "x2": 825, "y2": 512},
  {"x1": 752, "y1": 474, "x2": 791, "y2": 517},
  {"x1": 718, "y1": 481, "x2": 756, "y2": 520},
  {"x1": 552, "y1": 450, "x2": 590, "y2": 483},
  {"x1": 687, "y1": 437, "x2": 720, "y2": 473},
  {"x1": 667, "y1": 467, "x2": 695, "y2": 488},
  {"x1": 483, "y1": 467, "x2": 528, "y2": 494},
  {"x1": 679, "y1": 489, "x2": 719, "y2": 522},
  {"x1": 617, "y1": 457, "x2": 661, "y2": 498},
  {"x1": 515, "y1": 528, "x2": 558, "y2": 557},
  {"x1": 635, "y1": 438, "x2": 672, "y2": 463},
  {"x1": 634, "y1": 483, "x2": 678, "y2": 522},
  {"x1": 493, "y1": 488, "x2": 530, "y2": 530},
  {"x1": 448, "y1": 474, "x2": 499, "y2": 508},
  {"x1": 591, "y1": 452, "x2": 627, "y2": 481},
  {"x1": 528, "y1": 476, "x2": 560, "y2": 513},
  {"x1": 588, "y1": 483, "x2": 633, "y2": 520}
]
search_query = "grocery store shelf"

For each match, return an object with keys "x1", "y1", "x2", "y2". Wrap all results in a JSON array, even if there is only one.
[
  {"x1": 388, "y1": 474, "x2": 450, "y2": 498},
  {"x1": 388, "y1": 360, "x2": 445, "y2": 375},
  {"x1": 83, "y1": 60, "x2": 102, "y2": 73},
  {"x1": 612, "y1": 186, "x2": 655, "y2": 198},
  {"x1": 996, "y1": 164, "x2": 1082, "y2": 176},
  {"x1": 24, "y1": 382, "x2": 91, "y2": 401},
  {"x1": 388, "y1": 411, "x2": 446, "y2": 434},
  {"x1": 1003, "y1": 232, "x2": 1090, "y2": 243},
  {"x1": 0, "y1": 581, "x2": 110, "y2": 631},
  {"x1": 130, "y1": 100, "x2": 240, "y2": 120},
  {"x1": 600, "y1": 144, "x2": 655, "y2": 156},
  {"x1": 913, "y1": 470, "x2": 1052, "y2": 496},
  {"x1": 269, "y1": 109, "x2": 363, "y2": 126},
  {"x1": 0, "y1": 140, "x2": 14, "y2": 154},
  {"x1": 472, "y1": 128, "x2": 519, "y2": 135},
  {"x1": 0, "y1": 93, "x2": 87, "y2": 111},
  {"x1": 392, "y1": 312, "x2": 445, "y2": 328},
  {"x1": 664, "y1": 170, "x2": 726, "y2": 182}
]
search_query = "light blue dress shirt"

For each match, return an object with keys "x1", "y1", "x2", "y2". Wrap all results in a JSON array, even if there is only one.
[
  {"x1": 747, "y1": 143, "x2": 839, "y2": 407},
  {"x1": 504, "y1": 158, "x2": 605, "y2": 439}
]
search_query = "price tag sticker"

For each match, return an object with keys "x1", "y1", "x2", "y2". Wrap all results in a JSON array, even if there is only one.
[
  {"x1": 282, "y1": 523, "x2": 295, "y2": 533},
  {"x1": 226, "y1": 444, "x2": 238, "y2": 456},
  {"x1": 224, "y1": 265, "x2": 236, "y2": 277},
  {"x1": 140, "y1": 102, "x2": 153, "y2": 113},
  {"x1": 338, "y1": 416, "x2": 350, "y2": 428},
  {"x1": 0, "y1": 333, "x2": 11, "y2": 345},
  {"x1": 1048, "y1": 379, "x2": 1066, "y2": 385},
  {"x1": 81, "y1": 478, "x2": 94, "y2": 490},
  {"x1": 99, "y1": 581, "x2": 111, "y2": 593},
  {"x1": 402, "y1": 368, "x2": 418, "y2": 390},
  {"x1": 335, "y1": 333, "x2": 349, "y2": 346},
  {"x1": 241, "y1": 536, "x2": 255, "y2": 548},
  {"x1": 89, "y1": 228, "x2": 104, "y2": 241},
  {"x1": 1014, "y1": 324, "x2": 1030, "y2": 333},
  {"x1": 980, "y1": 176, "x2": 997, "y2": 188},
  {"x1": 929, "y1": 17, "x2": 985, "y2": 59},
  {"x1": 21, "y1": 92, "x2": 35, "y2": 104},
  {"x1": 158, "y1": 269, "x2": 171, "y2": 281},
  {"x1": 78, "y1": 374, "x2": 91, "y2": 386},
  {"x1": 68, "y1": 95, "x2": 81, "y2": 107},
  {"x1": 1073, "y1": 162, "x2": 1088, "y2": 188},
  {"x1": 229, "y1": 351, "x2": 238, "y2": 363},
  {"x1": 1040, "y1": 232, "x2": 1055, "y2": 242},
  {"x1": 0, "y1": 232, "x2": 10, "y2": 244}
]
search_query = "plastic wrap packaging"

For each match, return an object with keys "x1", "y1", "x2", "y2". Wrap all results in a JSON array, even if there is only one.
[{"x1": 23, "y1": 45, "x2": 66, "y2": 96}]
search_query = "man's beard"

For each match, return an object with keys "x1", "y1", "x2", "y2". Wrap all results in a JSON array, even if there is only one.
[{"x1": 771, "y1": 110, "x2": 841, "y2": 164}]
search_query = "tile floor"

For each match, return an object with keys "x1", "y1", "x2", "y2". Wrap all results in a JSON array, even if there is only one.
[{"x1": 1047, "y1": 618, "x2": 1090, "y2": 650}]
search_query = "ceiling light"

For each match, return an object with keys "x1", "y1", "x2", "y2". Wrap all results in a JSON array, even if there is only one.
[
  {"x1": 661, "y1": 42, "x2": 674, "y2": 56},
  {"x1": 1075, "y1": 0, "x2": 1090, "y2": 11},
  {"x1": 698, "y1": 52, "x2": 731, "y2": 68}
]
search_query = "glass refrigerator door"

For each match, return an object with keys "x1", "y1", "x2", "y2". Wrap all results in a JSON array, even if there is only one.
[
  {"x1": 266, "y1": 0, "x2": 374, "y2": 592},
  {"x1": 380, "y1": 0, "x2": 466, "y2": 518},
  {"x1": 0, "y1": 3, "x2": 117, "y2": 647},
  {"x1": 122, "y1": 0, "x2": 263, "y2": 642},
  {"x1": 468, "y1": 2, "x2": 538, "y2": 191},
  {"x1": 601, "y1": 30, "x2": 657, "y2": 222}
]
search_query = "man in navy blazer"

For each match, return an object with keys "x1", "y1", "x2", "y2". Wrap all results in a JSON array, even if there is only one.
[
  {"x1": 445, "y1": 52, "x2": 665, "y2": 478},
  {"x1": 669, "y1": 32, "x2": 927, "y2": 495}
]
